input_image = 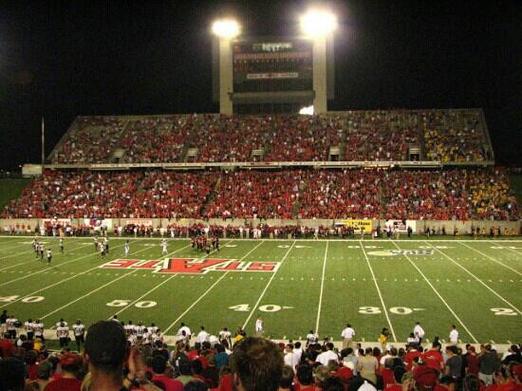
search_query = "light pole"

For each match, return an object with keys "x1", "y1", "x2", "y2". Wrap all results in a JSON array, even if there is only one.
[
  {"x1": 211, "y1": 19, "x2": 241, "y2": 115},
  {"x1": 300, "y1": 9, "x2": 337, "y2": 114}
]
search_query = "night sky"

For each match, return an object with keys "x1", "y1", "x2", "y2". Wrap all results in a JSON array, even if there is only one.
[{"x1": 0, "y1": 0, "x2": 521, "y2": 169}]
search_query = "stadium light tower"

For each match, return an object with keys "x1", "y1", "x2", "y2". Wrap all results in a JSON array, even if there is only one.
[
  {"x1": 300, "y1": 8, "x2": 337, "y2": 114},
  {"x1": 212, "y1": 18, "x2": 241, "y2": 115},
  {"x1": 211, "y1": 19, "x2": 241, "y2": 39}
]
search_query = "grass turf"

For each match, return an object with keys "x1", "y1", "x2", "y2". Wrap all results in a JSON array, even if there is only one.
[{"x1": 0, "y1": 236, "x2": 520, "y2": 344}]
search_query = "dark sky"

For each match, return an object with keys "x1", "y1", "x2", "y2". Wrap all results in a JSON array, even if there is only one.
[{"x1": 0, "y1": 0, "x2": 521, "y2": 169}]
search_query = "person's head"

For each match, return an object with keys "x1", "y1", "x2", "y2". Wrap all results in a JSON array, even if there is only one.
[
  {"x1": 229, "y1": 337, "x2": 283, "y2": 391},
  {"x1": 326, "y1": 342, "x2": 334, "y2": 351},
  {"x1": 296, "y1": 364, "x2": 313, "y2": 386},
  {"x1": 279, "y1": 365, "x2": 294, "y2": 390},
  {"x1": 37, "y1": 360, "x2": 53, "y2": 380},
  {"x1": 151, "y1": 355, "x2": 167, "y2": 375},
  {"x1": 0, "y1": 357, "x2": 26, "y2": 391},
  {"x1": 294, "y1": 341, "x2": 301, "y2": 350},
  {"x1": 365, "y1": 347, "x2": 373, "y2": 356},
  {"x1": 445, "y1": 345, "x2": 458, "y2": 356},
  {"x1": 60, "y1": 352, "x2": 83, "y2": 377},
  {"x1": 321, "y1": 376, "x2": 344, "y2": 391},
  {"x1": 84, "y1": 320, "x2": 127, "y2": 375},
  {"x1": 184, "y1": 381, "x2": 209, "y2": 391}
]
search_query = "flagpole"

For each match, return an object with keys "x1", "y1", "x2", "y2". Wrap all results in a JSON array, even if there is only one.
[{"x1": 41, "y1": 116, "x2": 45, "y2": 170}]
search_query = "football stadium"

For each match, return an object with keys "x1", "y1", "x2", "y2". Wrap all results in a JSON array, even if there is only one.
[{"x1": 0, "y1": 2, "x2": 521, "y2": 391}]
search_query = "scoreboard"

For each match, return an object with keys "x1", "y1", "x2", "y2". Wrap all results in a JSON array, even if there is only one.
[{"x1": 232, "y1": 38, "x2": 313, "y2": 93}]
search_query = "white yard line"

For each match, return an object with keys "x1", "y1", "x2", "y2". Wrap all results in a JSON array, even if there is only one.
[
  {"x1": 41, "y1": 269, "x2": 140, "y2": 320},
  {"x1": 0, "y1": 243, "x2": 92, "y2": 272},
  {"x1": 424, "y1": 241, "x2": 522, "y2": 315},
  {"x1": 163, "y1": 240, "x2": 264, "y2": 334},
  {"x1": 359, "y1": 241, "x2": 397, "y2": 342},
  {"x1": 38, "y1": 242, "x2": 195, "y2": 320},
  {"x1": 0, "y1": 249, "x2": 42, "y2": 261},
  {"x1": 106, "y1": 241, "x2": 232, "y2": 319},
  {"x1": 1, "y1": 241, "x2": 191, "y2": 309},
  {"x1": 0, "y1": 244, "x2": 123, "y2": 290},
  {"x1": 315, "y1": 241, "x2": 329, "y2": 334},
  {"x1": 391, "y1": 240, "x2": 479, "y2": 343},
  {"x1": 241, "y1": 241, "x2": 297, "y2": 330},
  {"x1": 458, "y1": 242, "x2": 522, "y2": 276}
]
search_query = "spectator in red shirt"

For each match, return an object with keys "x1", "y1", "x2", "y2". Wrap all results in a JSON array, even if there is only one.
[
  {"x1": 44, "y1": 352, "x2": 83, "y2": 391},
  {"x1": 151, "y1": 355, "x2": 183, "y2": 391}
]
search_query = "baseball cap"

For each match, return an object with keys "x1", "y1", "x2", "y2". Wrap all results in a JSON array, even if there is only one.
[
  {"x1": 60, "y1": 352, "x2": 83, "y2": 369},
  {"x1": 85, "y1": 321, "x2": 127, "y2": 369}
]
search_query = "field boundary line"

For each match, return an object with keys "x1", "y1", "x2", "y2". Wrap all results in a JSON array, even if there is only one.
[
  {"x1": 458, "y1": 242, "x2": 521, "y2": 276},
  {"x1": 424, "y1": 241, "x2": 522, "y2": 315},
  {"x1": 315, "y1": 241, "x2": 329, "y2": 333},
  {"x1": 391, "y1": 240, "x2": 479, "y2": 343},
  {"x1": 241, "y1": 241, "x2": 296, "y2": 330},
  {"x1": 1, "y1": 241, "x2": 191, "y2": 309},
  {"x1": 163, "y1": 240, "x2": 264, "y2": 334},
  {"x1": 2, "y1": 235, "x2": 522, "y2": 242},
  {"x1": 359, "y1": 241, "x2": 397, "y2": 342}
]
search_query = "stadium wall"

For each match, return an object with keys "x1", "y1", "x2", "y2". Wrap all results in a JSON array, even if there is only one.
[{"x1": 0, "y1": 218, "x2": 520, "y2": 236}]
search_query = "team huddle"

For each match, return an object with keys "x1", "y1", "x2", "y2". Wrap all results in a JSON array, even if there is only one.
[
  {"x1": 191, "y1": 235, "x2": 220, "y2": 254},
  {"x1": 32, "y1": 238, "x2": 60, "y2": 263}
]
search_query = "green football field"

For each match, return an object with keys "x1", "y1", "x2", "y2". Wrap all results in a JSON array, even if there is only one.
[{"x1": 0, "y1": 236, "x2": 520, "y2": 345}]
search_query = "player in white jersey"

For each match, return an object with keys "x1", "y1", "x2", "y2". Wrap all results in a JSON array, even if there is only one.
[
  {"x1": 177, "y1": 322, "x2": 192, "y2": 339},
  {"x1": 56, "y1": 318, "x2": 68, "y2": 328},
  {"x1": 306, "y1": 330, "x2": 319, "y2": 347},
  {"x1": 449, "y1": 325, "x2": 459, "y2": 345},
  {"x1": 125, "y1": 321, "x2": 136, "y2": 337},
  {"x1": 59, "y1": 238, "x2": 64, "y2": 253},
  {"x1": 152, "y1": 329, "x2": 164, "y2": 345},
  {"x1": 341, "y1": 323, "x2": 356, "y2": 349},
  {"x1": 6, "y1": 315, "x2": 19, "y2": 339},
  {"x1": 124, "y1": 240, "x2": 130, "y2": 256},
  {"x1": 219, "y1": 327, "x2": 232, "y2": 346},
  {"x1": 24, "y1": 319, "x2": 35, "y2": 340},
  {"x1": 161, "y1": 239, "x2": 168, "y2": 255},
  {"x1": 148, "y1": 323, "x2": 159, "y2": 334},
  {"x1": 196, "y1": 326, "x2": 209, "y2": 344},
  {"x1": 413, "y1": 322, "x2": 425, "y2": 345},
  {"x1": 56, "y1": 322, "x2": 70, "y2": 348},
  {"x1": 72, "y1": 320, "x2": 85, "y2": 351},
  {"x1": 255, "y1": 317, "x2": 264, "y2": 337},
  {"x1": 46, "y1": 248, "x2": 52, "y2": 264},
  {"x1": 33, "y1": 319, "x2": 44, "y2": 342},
  {"x1": 135, "y1": 322, "x2": 145, "y2": 340}
]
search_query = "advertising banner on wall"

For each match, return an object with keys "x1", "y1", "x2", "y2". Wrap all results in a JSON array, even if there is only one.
[{"x1": 338, "y1": 219, "x2": 373, "y2": 234}]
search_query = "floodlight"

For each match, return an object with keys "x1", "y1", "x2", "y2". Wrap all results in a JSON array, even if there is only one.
[
  {"x1": 300, "y1": 9, "x2": 337, "y2": 38},
  {"x1": 211, "y1": 19, "x2": 241, "y2": 39}
]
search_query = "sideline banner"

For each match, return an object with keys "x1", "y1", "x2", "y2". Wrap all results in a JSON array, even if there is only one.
[{"x1": 338, "y1": 219, "x2": 373, "y2": 234}]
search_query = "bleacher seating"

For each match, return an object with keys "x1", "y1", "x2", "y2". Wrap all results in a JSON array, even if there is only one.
[
  {"x1": 48, "y1": 109, "x2": 493, "y2": 165},
  {"x1": 3, "y1": 168, "x2": 518, "y2": 221}
]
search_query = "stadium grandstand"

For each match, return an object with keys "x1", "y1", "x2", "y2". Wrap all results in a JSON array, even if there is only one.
[{"x1": 1, "y1": 5, "x2": 521, "y2": 391}]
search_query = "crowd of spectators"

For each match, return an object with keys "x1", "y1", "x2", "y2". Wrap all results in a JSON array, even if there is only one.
[
  {"x1": 421, "y1": 110, "x2": 490, "y2": 163},
  {"x1": 49, "y1": 110, "x2": 491, "y2": 165},
  {"x1": 342, "y1": 111, "x2": 420, "y2": 161},
  {"x1": 120, "y1": 116, "x2": 189, "y2": 163},
  {"x1": 381, "y1": 169, "x2": 519, "y2": 221},
  {"x1": 2, "y1": 168, "x2": 518, "y2": 221},
  {"x1": 1, "y1": 315, "x2": 521, "y2": 391},
  {"x1": 52, "y1": 117, "x2": 128, "y2": 164}
]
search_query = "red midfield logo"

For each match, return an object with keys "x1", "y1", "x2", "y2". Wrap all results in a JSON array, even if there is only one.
[{"x1": 100, "y1": 258, "x2": 280, "y2": 275}]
